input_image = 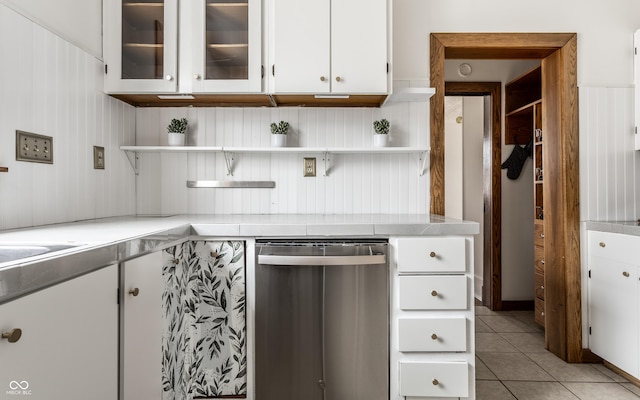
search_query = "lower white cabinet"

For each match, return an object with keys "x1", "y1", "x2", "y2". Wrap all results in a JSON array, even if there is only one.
[
  {"x1": 390, "y1": 236, "x2": 475, "y2": 400},
  {"x1": 588, "y1": 231, "x2": 640, "y2": 378},
  {"x1": 121, "y1": 251, "x2": 164, "y2": 400},
  {"x1": 0, "y1": 265, "x2": 118, "y2": 400}
]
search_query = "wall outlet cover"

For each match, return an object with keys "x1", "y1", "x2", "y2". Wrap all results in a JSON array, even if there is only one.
[
  {"x1": 94, "y1": 146, "x2": 105, "y2": 169},
  {"x1": 304, "y1": 157, "x2": 316, "y2": 177}
]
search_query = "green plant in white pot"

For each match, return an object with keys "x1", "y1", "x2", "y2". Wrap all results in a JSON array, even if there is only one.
[
  {"x1": 270, "y1": 121, "x2": 290, "y2": 147},
  {"x1": 167, "y1": 118, "x2": 188, "y2": 146},
  {"x1": 373, "y1": 118, "x2": 390, "y2": 147}
]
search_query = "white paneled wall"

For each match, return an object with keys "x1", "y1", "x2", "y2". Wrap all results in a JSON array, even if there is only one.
[
  {"x1": 579, "y1": 87, "x2": 640, "y2": 222},
  {"x1": 135, "y1": 104, "x2": 430, "y2": 215},
  {"x1": 0, "y1": 3, "x2": 136, "y2": 230}
]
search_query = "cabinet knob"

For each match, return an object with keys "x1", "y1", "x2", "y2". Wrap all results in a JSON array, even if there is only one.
[
  {"x1": 210, "y1": 251, "x2": 218, "y2": 258},
  {"x1": 623, "y1": 271, "x2": 630, "y2": 278},
  {"x1": 431, "y1": 333, "x2": 438, "y2": 340},
  {"x1": 599, "y1": 242, "x2": 605, "y2": 247},
  {"x1": 431, "y1": 290, "x2": 438, "y2": 297},
  {"x1": 1, "y1": 328, "x2": 22, "y2": 343},
  {"x1": 194, "y1": 74, "x2": 201, "y2": 80},
  {"x1": 320, "y1": 76, "x2": 326, "y2": 82},
  {"x1": 432, "y1": 379, "x2": 439, "y2": 386},
  {"x1": 165, "y1": 75, "x2": 174, "y2": 81},
  {"x1": 429, "y1": 251, "x2": 437, "y2": 258},
  {"x1": 174, "y1": 259, "x2": 180, "y2": 265},
  {"x1": 129, "y1": 288, "x2": 140, "y2": 296},
  {"x1": 540, "y1": 233, "x2": 545, "y2": 239},
  {"x1": 335, "y1": 76, "x2": 342, "y2": 82},
  {"x1": 541, "y1": 260, "x2": 545, "y2": 265},
  {"x1": 540, "y1": 285, "x2": 544, "y2": 290}
]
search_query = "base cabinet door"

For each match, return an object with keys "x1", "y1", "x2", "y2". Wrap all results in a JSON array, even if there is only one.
[
  {"x1": 122, "y1": 251, "x2": 164, "y2": 400},
  {"x1": 588, "y1": 256, "x2": 639, "y2": 378},
  {"x1": 0, "y1": 265, "x2": 118, "y2": 400}
]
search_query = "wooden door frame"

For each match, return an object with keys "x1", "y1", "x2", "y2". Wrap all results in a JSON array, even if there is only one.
[
  {"x1": 444, "y1": 82, "x2": 502, "y2": 312},
  {"x1": 430, "y1": 33, "x2": 582, "y2": 362}
]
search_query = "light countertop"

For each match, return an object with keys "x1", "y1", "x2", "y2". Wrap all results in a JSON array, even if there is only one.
[
  {"x1": 0, "y1": 214, "x2": 479, "y2": 304},
  {"x1": 585, "y1": 220, "x2": 640, "y2": 236}
]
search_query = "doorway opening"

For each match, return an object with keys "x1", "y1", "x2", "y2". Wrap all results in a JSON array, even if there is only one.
[{"x1": 430, "y1": 33, "x2": 582, "y2": 362}]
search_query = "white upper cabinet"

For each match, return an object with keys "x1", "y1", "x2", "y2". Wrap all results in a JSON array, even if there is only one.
[
  {"x1": 104, "y1": 0, "x2": 179, "y2": 93},
  {"x1": 104, "y1": 0, "x2": 263, "y2": 94},
  {"x1": 270, "y1": 0, "x2": 388, "y2": 95},
  {"x1": 187, "y1": 0, "x2": 262, "y2": 93}
]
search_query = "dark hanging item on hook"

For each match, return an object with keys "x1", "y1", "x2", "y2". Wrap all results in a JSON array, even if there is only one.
[{"x1": 501, "y1": 138, "x2": 533, "y2": 180}]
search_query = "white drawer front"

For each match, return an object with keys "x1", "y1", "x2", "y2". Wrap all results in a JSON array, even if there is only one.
[
  {"x1": 399, "y1": 276, "x2": 467, "y2": 310},
  {"x1": 396, "y1": 237, "x2": 466, "y2": 273},
  {"x1": 398, "y1": 317, "x2": 467, "y2": 352},
  {"x1": 399, "y1": 361, "x2": 469, "y2": 398},
  {"x1": 588, "y1": 231, "x2": 640, "y2": 265}
]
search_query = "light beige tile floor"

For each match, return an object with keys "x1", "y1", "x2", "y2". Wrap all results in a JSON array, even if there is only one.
[{"x1": 476, "y1": 305, "x2": 640, "y2": 400}]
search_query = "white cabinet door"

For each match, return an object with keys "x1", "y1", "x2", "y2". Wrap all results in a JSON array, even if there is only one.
[
  {"x1": 589, "y1": 255, "x2": 639, "y2": 378},
  {"x1": 0, "y1": 265, "x2": 118, "y2": 400},
  {"x1": 331, "y1": 0, "x2": 387, "y2": 94},
  {"x1": 271, "y1": 0, "x2": 330, "y2": 93},
  {"x1": 122, "y1": 251, "x2": 163, "y2": 400},
  {"x1": 188, "y1": 0, "x2": 263, "y2": 93},
  {"x1": 104, "y1": 0, "x2": 179, "y2": 93},
  {"x1": 271, "y1": 0, "x2": 387, "y2": 94}
]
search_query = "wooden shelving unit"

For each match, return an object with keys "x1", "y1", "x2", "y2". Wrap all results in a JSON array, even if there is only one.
[{"x1": 505, "y1": 65, "x2": 545, "y2": 327}]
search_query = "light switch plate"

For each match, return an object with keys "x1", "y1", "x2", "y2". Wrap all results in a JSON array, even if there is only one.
[
  {"x1": 93, "y1": 146, "x2": 105, "y2": 169},
  {"x1": 16, "y1": 130, "x2": 53, "y2": 164}
]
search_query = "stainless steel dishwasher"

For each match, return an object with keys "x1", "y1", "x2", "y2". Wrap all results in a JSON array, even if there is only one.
[{"x1": 255, "y1": 240, "x2": 389, "y2": 400}]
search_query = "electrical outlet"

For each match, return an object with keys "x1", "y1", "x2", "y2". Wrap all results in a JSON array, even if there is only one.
[
  {"x1": 94, "y1": 146, "x2": 105, "y2": 169},
  {"x1": 303, "y1": 157, "x2": 316, "y2": 177},
  {"x1": 15, "y1": 130, "x2": 53, "y2": 164}
]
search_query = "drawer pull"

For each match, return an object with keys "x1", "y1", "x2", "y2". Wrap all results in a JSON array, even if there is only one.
[
  {"x1": 541, "y1": 260, "x2": 545, "y2": 265},
  {"x1": 623, "y1": 271, "x2": 630, "y2": 278},
  {"x1": 599, "y1": 242, "x2": 605, "y2": 247},
  {"x1": 540, "y1": 233, "x2": 545, "y2": 239},
  {"x1": 431, "y1": 333, "x2": 438, "y2": 340},
  {"x1": 210, "y1": 251, "x2": 218, "y2": 258},
  {"x1": 431, "y1": 290, "x2": 438, "y2": 297},
  {"x1": 1, "y1": 328, "x2": 22, "y2": 343},
  {"x1": 129, "y1": 288, "x2": 140, "y2": 296},
  {"x1": 429, "y1": 251, "x2": 437, "y2": 258},
  {"x1": 432, "y1": 379, "x2": 439, "y2": 386},
  {"x1": 540, "y1": 285, "x2": 544, "y2": 290}
]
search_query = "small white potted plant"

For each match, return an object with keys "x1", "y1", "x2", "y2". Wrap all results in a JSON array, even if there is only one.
[
  {"x1": 167, "y1": 118, "x2": 188, "y2": 146},
  {"x1": 270, "y1": 121, "x2": 290, "y2": 147},
  {"x1": 373, "y1": 118, "x2": 390, "y2": 147}
]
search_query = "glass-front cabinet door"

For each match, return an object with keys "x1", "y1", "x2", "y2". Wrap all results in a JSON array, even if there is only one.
[
  {"x1": 104, "y1": 0, "x2": 178, "y2": 93},
  {"x1": 188, "y1": 0, "x2": 262, "y2": 93}
]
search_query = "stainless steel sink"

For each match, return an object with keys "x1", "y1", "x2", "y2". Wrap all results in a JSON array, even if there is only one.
[{"x1": 0, "y1": 244, "x2": 79, "y2": 264}]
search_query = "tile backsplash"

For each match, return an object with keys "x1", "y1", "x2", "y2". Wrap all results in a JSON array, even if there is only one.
[{"x1": 134, "y1": 104, "x2": 430, "y2": 215}]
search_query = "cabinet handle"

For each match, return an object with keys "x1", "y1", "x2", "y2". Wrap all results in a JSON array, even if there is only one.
[
  {"x1": 541, "y1": 260, "x2": 545, "y2": 265},
  {"x1": 174, "y1": 259, "x2": 180, "y2": 265},
  {"x1": 429, "y1": 251, "x2": 437, "y2": 258},
  {"x1": 210, "y1": 251, "x2": 218, "y2": 258},
  {"x1": 431, "y1": 333, "x2": 438, "y2": 340},
  {"x1": 431, "y1": 290, "x2": 438, "y2": 297},
  {"x1": 129, "y1": 288, "x2": 140, "y2": 296},
  {"x1": 165, "y1": 75, "x2": 174, "y2": 81},
  {"x1": 335, "y1": 76, "x2": 342, "y2": 82},
  {"x1": 432, "y1": 379, "x2": 439, "y2": 386},
  {"x1": 320, "y1": 76, "x2": 326, "y2": 82},
  {"x1": 540, "y1": 233, "x2": 545, "y2": 239},
  {"x1": 1, "y1": 328, "x2": 22, "y2": 343},
  {"x1": 599, "y1": 242, "x2": 605, "y2": 247},
  {"x1": 194, "y1": 74, "x2": 201, "y2": 80},
  {"x1": 623, "y1": 271, "x2": 630, "y2": 278}
]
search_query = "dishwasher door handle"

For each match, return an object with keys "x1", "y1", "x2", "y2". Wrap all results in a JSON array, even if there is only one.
[{"x1": 258, "y1": 254, "x2": 386, "y2": 266}]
